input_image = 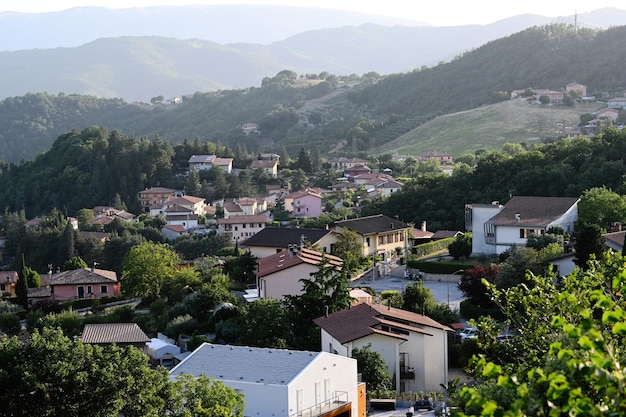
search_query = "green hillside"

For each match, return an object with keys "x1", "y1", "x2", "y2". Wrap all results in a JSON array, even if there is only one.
[{"x1": 372, "y1": 100, "x2": 604, "y2": 156}]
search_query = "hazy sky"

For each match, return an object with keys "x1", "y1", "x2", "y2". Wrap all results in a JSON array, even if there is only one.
[{"x1": 1, "y1": 0, "x2": 625, "y2": 26}]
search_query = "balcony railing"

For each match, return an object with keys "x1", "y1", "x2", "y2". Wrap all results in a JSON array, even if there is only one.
[
  {"x1": 289, "y1": 391, "x2": 349, "y2": 417},
  {"x1": 400, "y1": 366, "x2": 415, "y2": 380}
]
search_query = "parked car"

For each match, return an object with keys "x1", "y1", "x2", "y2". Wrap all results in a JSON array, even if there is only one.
[
  {"x1": 495, "y1": 333, "x2": 517, "y2": 343},
  {"x1": 459, "y1": 327, "x2": 477, "y2": 341}
]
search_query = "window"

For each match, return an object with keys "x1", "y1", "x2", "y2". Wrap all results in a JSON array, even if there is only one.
[
  {"x1": 366, "y1": 237, "x2": 371, "y2": 247},
  {"x1": 87, "y1": 285, "x2": 93, "y2": 294},
  {"x1": 101, "y1": 285, "x2": 108, "y2": 294},
  {"x1": 234, "y1": 226, "x2": 238, "y2": 231},
  {"x1": 378, "y1": 236, "x2": 384, "y2": 245},
  {"x1": 242, "y1": 223, "x2": 246, "y2": 228}
]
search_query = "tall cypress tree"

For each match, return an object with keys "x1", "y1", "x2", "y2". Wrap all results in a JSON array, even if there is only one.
[{"x1": 15, "y1": 253, "x2": 28, "y2": 309}]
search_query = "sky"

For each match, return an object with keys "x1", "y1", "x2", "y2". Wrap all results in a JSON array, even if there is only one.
[{"x1": 1, "y1": 0, "x2": 625, "y2": 26}]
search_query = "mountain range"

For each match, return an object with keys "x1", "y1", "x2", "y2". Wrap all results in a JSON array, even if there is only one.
[{"x1": 1, "y1": 6, "x2": 625, "y2": 101}]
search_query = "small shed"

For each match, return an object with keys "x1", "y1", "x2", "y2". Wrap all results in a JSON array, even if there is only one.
[{"x1": 147, "y1": 338, "x2": 181, "y2": 368}]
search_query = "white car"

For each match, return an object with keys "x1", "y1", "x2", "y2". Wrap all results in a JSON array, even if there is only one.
[{"x1": 459, "y1": 327, "x2": 477, "y2": 341}]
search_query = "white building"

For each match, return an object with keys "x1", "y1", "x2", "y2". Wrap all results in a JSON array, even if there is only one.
[
  {"x1": 466, "y1": 196, "x2": 579, "y2": 255},
  {"x1": 170, "y1": 343, "x2": 361, "y2": 417},
  {"x1": 217, "y1": 214, "x2": 269, "y2": 243}
]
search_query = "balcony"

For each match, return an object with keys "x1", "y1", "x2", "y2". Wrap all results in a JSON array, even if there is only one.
[
  {"x1": 400, "y1": 366, "x2": 415, "y2": 380},
  {"x1": 289, "y1": 391, "x2": 350, "y2": 417}
]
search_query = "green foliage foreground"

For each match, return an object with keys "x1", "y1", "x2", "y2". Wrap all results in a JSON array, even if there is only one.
[
  {"x1": 456, "y1": 251, "x2": 626, "y2": 416},
  {"x1": 0, "y1": 327, "x2": 244, "y2": 417}
]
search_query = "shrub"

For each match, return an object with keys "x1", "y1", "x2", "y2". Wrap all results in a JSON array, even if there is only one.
[
  {"x1": 0, "y1": 312, "x2": 21, "y2": 336},
  {"x1": 164, "y1": 314, "x2": 199, "y2": 339}
]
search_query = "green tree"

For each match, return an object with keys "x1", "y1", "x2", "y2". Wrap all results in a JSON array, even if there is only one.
[
  {"x1": 448, "y1": 233, "x2": 472, "y2": 260},
  {"x1": 238, "y1": 298, "x2": 290, "y2": 348},
  {"x1": 121, "y1": 242, "x2": 181, "y2": 298},
  {"x1": 185, "y1": 168, "x2": 201, "y2": 196},
  {"x1": 332, "y1": 229, "x2": 363, "y2": 273},
  {"x1": 0, "y1": 327, "x2": 171, "y2": 417},
  {"x1": 497, "y1": 245, "x2": 543, "y2": 289},
  {"x1": 351, "y1": 344, "x2": 392, "y2": 392},
  {"x1": 15, "y1": 254, "x2": 28, "y2": 309},
  {"x1": 283, "y1": 254, "x2": 351, "y2": 350},
  {"x1": 294, "y1": 145, "x2": 312, "y2": 173},
  {"x1": 63, "y1": 255, "x2": 88, "y2": 271},
  {"x1": 577, "y1": 186, "x2": 626, "y2": 231},
  {"x1": 169, "y1": 373, "x2": 245, "y2": 417},
  {"x1": 22, "y1": 266, "x2": 40, "y2": 288},
  {"x1": 573, "y1": 223, "x2": 606, "y2": 270},
  {"x1": 457, "y1": 251, "x2": 626, "y2": 416}
]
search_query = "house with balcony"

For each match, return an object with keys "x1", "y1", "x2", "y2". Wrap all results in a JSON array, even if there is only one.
[
  {"x1": 222, "y1": 197, "x2": 269, "y2": 219},
  {"x1": 466, "y1": 196, "x2": 579, "y2": 255},
  {"x1": 217, "y1": 214, "x2": 270, "y2": 243},
  {"x1": 314, "y1": 303, "x2": 452, "y2": 393},
  {"x1": 283, "y1": 189, "x2": 323, "y2": 218},
  {"x1": 170, "y1": 343, "x2": 361, "y2": 417},
  {"x1": 138, "y1": 187, "x2": 176, "y2": 212},
  {"x1": 332, "y1": 214, "x2": 410, "y2": 260}
]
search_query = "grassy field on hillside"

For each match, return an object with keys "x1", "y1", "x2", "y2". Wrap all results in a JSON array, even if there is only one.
[{"x1": 373, "y1": 99, "x2": 603, "y2": 157}]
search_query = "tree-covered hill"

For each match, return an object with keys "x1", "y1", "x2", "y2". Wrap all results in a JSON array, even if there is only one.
[
  {"x1": 3, "y1": 24, "x2": 626, "y2": 164},
  {"x1": 360, "y1": 127, "x2": 626, "y2": 231},
  {"x1": 348, "y1": 24, "x2": 626, "y2": 118}
]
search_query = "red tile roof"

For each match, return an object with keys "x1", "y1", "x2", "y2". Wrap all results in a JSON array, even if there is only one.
[
  {"x1": 314, "y1": 303, "x2": 450, "y2": 344},
  {"x1": 256, "y1": 248, "x2": 343, "y2": 278},
  {"x1": 218, "y1": 214, "x2": 268, "y2": 224}
]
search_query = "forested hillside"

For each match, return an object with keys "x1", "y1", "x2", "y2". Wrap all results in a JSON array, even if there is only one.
[
  {"x1": 361, "y1": 128, "x2": 626, "y2": 231},
  {"x1": 2, "y1": 24, "x2": 626, "y2": 164},
  {"x1": 348, "y1": 24, "x2": 626, "y2": 116}
]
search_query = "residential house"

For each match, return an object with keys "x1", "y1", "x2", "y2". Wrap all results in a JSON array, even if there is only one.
[
  {"x1": 597, "y1": 107, "x2": 620, "y2": 123},
  {"x1": 565, "y1": 82, "x2": 587, "y2": 97},
  {"x1": 418, "y1": 151, "x2": 454, "y2": 164},
  {"x1": 161, "y1": 195, "x2": 207, "y2": 216},
  {"x1": 431, "y1": 230, "x2": 464, "y2": 240},
  {"x1": 252, "y1": 247, "x2": 343, "y2": 301},
  {"x1": 0, "y1": 270, "x2": 18, "y2": 298},
  {"x1": 410, "y1": 221, "x2": 434, "y2": 245},
  {"x1": 466, "y1": 196, "x2": 579, "y2": 255},
  {"x1": 332, "y1": 214, "x2": 410, "y2": 260},
  {"x1": 170, "y1": 343, "x2": 361, "y2": 417},
  {"x1": 283, "y1": 189, "x2": 323, "y2": 218},
  {"x1": 162, "y1": 224, "x2": 189, "y2": 240},
  {"x1": 511, "y1": 88, "x2": 564, "y2": 102},
  {"x1": 241, "y1": 227, "x2": 338, "y2": 259},
  {"x1": 607, "y1": 97, "x2": 626, "y2": 110},
  {"x1": 241, "y1": 122, "x2": 260, "y2": 135},
  {"x1": 249, "y1": 159, "x2": 279, "y2": 178},
  {"x1": 188, "y1": 155, "x2": 233, "y2": 174},
  {"x1": 81, "y1": 323, "x2": 150, "y2": 351},
  {"x1": 314, "y1": 302, "x2": 452, "y2": 393},
  {"x1": 344, "y1": 164, "x2": 371, "y2": 178},
  {"x1": 49, "y1": 267, "x2": 121, "y2": 301},
  {"x1": 79, "y1": 231, "x2": 110, "y2": 243},
  {"x1": 362, "y1": 178, "x2": 404, "y2": 198},
  {"x1": 223, "y1": 197, "x2": 269, "y2": 219},
  {"x1": 90, "y1": 206, "x2": 136, "y2": 228},
  {"x1": 139, "y1": 187, "x2": 175, "y2": 212},
  {"x1": 328, "y1": 157, "x2": 369, "y2": 171},
  {"x1": 164, "y1": 205, "x2": 199, "y2": 230},
  {"x1": 217, "y1": 214, "x2": 269, "y2": 243}
]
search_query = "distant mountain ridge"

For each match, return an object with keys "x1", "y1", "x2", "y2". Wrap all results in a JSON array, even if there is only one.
[{"x1": 2, "y1": 7, "x2": 625, "y2": 102}]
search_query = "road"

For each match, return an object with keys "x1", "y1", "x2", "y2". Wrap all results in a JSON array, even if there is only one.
[{"x1": 349, "y1": 262, "x2": 465, "y2": 312}]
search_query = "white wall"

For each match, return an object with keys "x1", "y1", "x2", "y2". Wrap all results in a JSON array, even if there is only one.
[
  {"x1": 260, "y1": 263, "x2": 317, "y2": 299},
  {"x1": 222, "y1": 380, "x2": 288, "y2": 417},
  {"x1": 471, "y1": 204, "x2": 503, "y2": 255},
  {"x1": 289, "y1": 353, "x2": 359, "y2": 417}
]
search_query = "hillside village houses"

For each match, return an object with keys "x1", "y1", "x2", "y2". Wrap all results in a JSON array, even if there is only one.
[{"x1": 188, "y1": 154, "x2": 233, "y2": 174}]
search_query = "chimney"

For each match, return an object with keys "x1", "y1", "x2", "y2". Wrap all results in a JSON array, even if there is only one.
[
  {"x1": 515, "y1": 213, "x2": 521, "y2": 222},
  {"x1": 324, "y1": 305, "x2": 329, "y2": 318},
  {"x1": 421, "y1": 221, "x2": 426, "y2": 232}
]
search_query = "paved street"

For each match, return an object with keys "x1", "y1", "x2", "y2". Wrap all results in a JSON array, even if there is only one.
[{"x1": 349, "y1": 262, "x2": 465, "y2": 312}]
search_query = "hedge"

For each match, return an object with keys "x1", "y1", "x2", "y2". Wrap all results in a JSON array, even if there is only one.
[
  {"x1": 406, "y1": 260, "x2": 473, "y2": 274},
  {"x1": 412, "y1": 238, "x2": 455, "y2": 257}
]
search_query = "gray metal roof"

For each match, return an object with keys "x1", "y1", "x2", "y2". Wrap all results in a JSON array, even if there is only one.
[{"x1": 170, "y1": 343, "x2": 321, "y2": 385}]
